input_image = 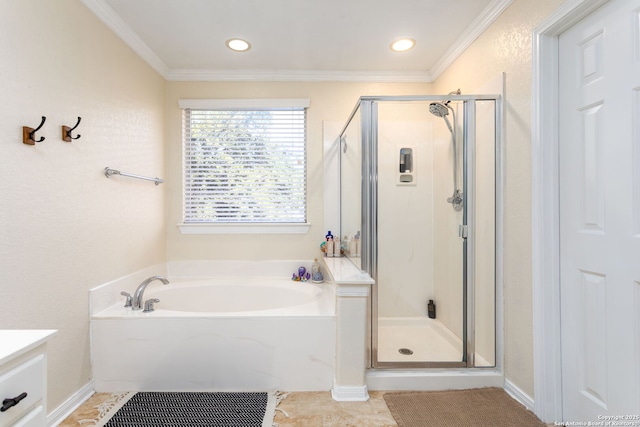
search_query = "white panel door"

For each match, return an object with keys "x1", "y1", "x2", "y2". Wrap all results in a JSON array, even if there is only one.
[{"x1": 559, "y1": 0, "x2": 640, "y2": 422}]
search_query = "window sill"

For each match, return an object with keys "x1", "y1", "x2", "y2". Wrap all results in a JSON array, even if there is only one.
[{"x1": 178, "y1": 222, "x2": 311, "y2": 235}]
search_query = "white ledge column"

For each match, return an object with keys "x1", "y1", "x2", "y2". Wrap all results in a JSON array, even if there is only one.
[{"x1": 322, "y1": 257, "x2": 374, "y2": 401}]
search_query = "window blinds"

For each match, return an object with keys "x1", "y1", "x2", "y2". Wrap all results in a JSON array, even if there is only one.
[{"x1": 182, "y1": 107, "x2": 307, "y2": 223}]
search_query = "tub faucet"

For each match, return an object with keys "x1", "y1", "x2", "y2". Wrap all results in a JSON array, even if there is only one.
[{"x1": 132, "y1": 276, "x2": 169, "y2": 310}]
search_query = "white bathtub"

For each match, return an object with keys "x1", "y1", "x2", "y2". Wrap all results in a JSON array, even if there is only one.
[{"x1": 91, "y1": 277, "x2": 336, "y2": 392}]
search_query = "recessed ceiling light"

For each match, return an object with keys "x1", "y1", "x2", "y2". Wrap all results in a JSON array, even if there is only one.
[
  {"x1": 390, "y1": 38, "x2": 416, "y2": 52},
  {"x1": 226, "y1": 38, "x2": 251, "y2": 52}
]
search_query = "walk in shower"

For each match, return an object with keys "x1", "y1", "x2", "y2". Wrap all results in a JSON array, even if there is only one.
[{"x1": 339, "y1": 94, "x2": 500, "y2": 368}]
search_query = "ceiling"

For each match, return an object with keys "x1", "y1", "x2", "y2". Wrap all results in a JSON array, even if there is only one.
[{"x1": 81, "y1": 0, "x2": 512, "y2": 82}]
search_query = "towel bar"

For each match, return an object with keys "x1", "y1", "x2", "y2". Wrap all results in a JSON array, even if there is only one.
[{"x1": 104, "y1": 167, "x2": 164, "y2": 185}]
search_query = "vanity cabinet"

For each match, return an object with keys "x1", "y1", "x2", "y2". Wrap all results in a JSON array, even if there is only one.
[{"x1": 0, "y1": 331, "x2": 56, "y2": 427}]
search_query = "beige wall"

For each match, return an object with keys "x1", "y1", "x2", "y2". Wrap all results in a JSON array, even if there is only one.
[
  {"x1": 165, "y1": 82, "x2": 431, "y2": 261},
  {"x1": 433, "y1": 0, "x2": 565, "y2": 396},
  {"x1": 0, "y1": 0, "x2": 166, "y2": 412}
]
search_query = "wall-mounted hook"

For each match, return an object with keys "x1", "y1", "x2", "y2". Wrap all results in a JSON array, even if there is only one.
[
  {"x1": 23, "y1": 116, "x2": 46, "y2": 145},
  {"x1": 62, "y1": 117, "x2": 82, "y2": 142}
]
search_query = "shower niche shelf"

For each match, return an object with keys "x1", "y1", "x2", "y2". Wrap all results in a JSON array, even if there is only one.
[{"x1": 397, "y1": 146, "x2": 416, "y2": 186}]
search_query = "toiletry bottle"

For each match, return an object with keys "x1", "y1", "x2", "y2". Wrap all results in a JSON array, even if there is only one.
[
  {"x1": 348, "y1": 235, "x2": 356, "y2": 255},
  {"x1": 312, "y1": 258, "x2": 323, "y2": 282},
  {"x1": 428, "y1": 299, "x2": 436, "y2": 319},
  {"x1": 343, "y1": 235, "x2": 350, "y2": 255},
  {"x1": 354, "y1": 231, "x2": 361, "y2": 257},
  {"x1": 326, "y1": 238, "x2": 334, "y2": 257},
  {"x1": 325, "y1": 231, "x2": 334, "y2": 257},
  {"x1": 334, "y1": 236, "x2": 340, "y2": 257}
]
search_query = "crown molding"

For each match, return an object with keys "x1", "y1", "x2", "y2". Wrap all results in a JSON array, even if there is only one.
[
  {"x1": 166, "y1": 69, "x2": 432, "y2": 82},
  {"x1": 80, "y1": 0, "x2": 170, "y2": 77},
  {"x1": 429, "y1": 0, "x2": 514, "y2": 80}
]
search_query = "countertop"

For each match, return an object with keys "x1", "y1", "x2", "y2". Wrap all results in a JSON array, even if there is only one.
[
  {"x1": 0, "y1": 330, "x2": 58, "y2": 365},
  {"x1": 321, "y1": 256, "x2": 374, "y2": 285}
]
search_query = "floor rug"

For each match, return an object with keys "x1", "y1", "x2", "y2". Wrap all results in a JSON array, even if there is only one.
[
  {"x1": 383, "y1": 387, "x2": 546, "y2": 427},
  {"x1": 91, "y1": 391, "x2": 284, "y2": 427}
]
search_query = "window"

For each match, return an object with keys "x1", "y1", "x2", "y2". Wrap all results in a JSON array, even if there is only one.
[{"x1": 179, "y1": 99, "x2": 310, "y2": 234}]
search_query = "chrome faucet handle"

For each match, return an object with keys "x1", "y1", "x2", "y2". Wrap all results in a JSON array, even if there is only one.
[
  {"x1": 120, "y1": 291, "x2": 133, "y2": 308},
  {"x1": 143, "y1": 298, "x2": 160, "y2": 313}
]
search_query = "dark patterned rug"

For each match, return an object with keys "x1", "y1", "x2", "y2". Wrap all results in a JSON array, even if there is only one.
[{"x1": 94, "y1": 391, "x2": 280, "y2": 427}]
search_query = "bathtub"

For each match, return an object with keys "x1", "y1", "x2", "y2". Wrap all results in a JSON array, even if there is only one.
[{"x1": 91, "y1": 276, "x2": 336, "y2": 392}]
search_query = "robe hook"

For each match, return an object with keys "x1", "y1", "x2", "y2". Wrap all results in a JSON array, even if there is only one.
[
  {"x1": 62, "y1": 117, "x2": 82, "y2": 142},
  {"x1": 22, "y1": 116, "x2": 46, "y2": 145}
]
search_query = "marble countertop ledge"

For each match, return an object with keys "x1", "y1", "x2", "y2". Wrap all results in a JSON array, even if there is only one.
[{"x1": 321, "y1": 256, "x2": 374, "y2": 285}]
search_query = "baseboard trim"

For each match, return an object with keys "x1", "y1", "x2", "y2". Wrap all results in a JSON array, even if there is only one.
[
  {"x1": 504, "y1": 378, "x2": 534, "y2": 412},
  {"x1": 48, "y1": 381, "x2": 94, "y2": 426},
  {"x1": 331, "y1": 383, "x2": 370, "y2": 401}
]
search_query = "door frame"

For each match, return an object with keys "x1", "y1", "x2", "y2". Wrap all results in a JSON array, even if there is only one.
[{"x1": 531, "y1": 0, "x2": 610, "y2": 422}]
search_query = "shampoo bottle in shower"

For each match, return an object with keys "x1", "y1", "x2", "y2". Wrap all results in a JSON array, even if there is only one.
[{"x1": 428, "y1": 299, "x2": 436, "y2": 319}]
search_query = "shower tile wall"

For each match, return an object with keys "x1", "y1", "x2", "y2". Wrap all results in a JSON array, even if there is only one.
[{"x1": 377, "y1": 120, "x2": 434, "y2": 318}]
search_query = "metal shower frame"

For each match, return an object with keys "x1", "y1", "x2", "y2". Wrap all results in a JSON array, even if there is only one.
[{"x1": 339, "y1": 94, "x2": 503, "y2": 369}]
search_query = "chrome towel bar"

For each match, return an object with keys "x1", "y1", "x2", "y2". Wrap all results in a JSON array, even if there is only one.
[{"x1": 104, "y1": 167, "x2": 164, "y2": 185}]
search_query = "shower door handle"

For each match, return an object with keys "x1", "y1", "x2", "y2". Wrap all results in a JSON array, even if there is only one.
[{"x1": 459, "y1": 225, "x2": 468, "y2": 239}]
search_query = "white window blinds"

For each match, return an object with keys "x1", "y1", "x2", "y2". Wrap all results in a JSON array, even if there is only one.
[{"x1": 182, "y1": 101, "x2": 307, "y2": 224}]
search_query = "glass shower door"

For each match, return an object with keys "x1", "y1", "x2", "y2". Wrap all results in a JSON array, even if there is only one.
[
  {"x1": 373, "y1": 100, "x2": 466, "y2": 367},
  {"x1": 339, "y1": 95, "x2": 498, "y2": 369}
]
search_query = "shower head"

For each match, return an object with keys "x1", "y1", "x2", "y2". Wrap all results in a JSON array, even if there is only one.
[
  {"x1": 429, "y1": 102, "x2": 449, "y2": 118},
  {"x1": 430, "y1": 94, "x2": 461, "y2": 212},
  {"x1": 429, "y1": 102, "x2": 454, "y2": 134}
]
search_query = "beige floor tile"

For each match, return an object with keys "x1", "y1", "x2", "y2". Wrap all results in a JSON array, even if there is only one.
[
  {"x1": 274, "y1": 391, "x2": 397, "y2": 427},
  {"x1": 274, "y1": 414, "x2": 324, "y2": 427},
  {"x1": 57, "y1": 392, "x2": 116, "y2": 426}
]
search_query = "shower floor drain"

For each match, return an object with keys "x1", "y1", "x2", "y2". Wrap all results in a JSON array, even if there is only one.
[{"x1": 398, "y1": 348, "x2": 414, "y2": 355}]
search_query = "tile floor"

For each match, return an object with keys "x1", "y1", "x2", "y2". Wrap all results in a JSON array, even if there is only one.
[{"x1": 58, "y1": 391, "x2": 399, "y2": 427}]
